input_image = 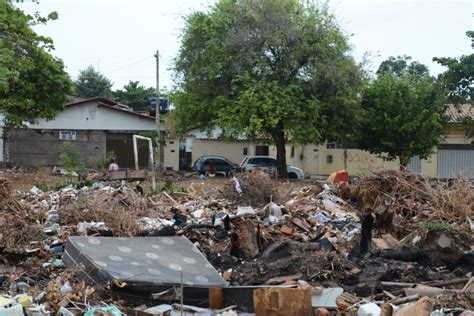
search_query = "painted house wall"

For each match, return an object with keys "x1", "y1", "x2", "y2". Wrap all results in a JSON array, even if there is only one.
[
  {"x1": 442, "y1": 128, "x2": 471, "y2": 144},
  {"x1": 285, "y1": 131, "x2": 473, "y2": 177},
  {"x1": 191, "y1": 139, "x2": 254, "y2": 165},
  {"x1": 164, "y1": 139, "x2": 180, "y2": 170},
  {"x1": 30, "y1": 101, "x2": 157, "y2": 131},
  {"x1": 167, "y1": 127, "x2": 472, "y2": 177},
  {"x1": 421, "y1": 152, "x2": 437, "y2": 178},
  {"x1": 7, "y1": 101, "x2": 158, "y2": 168}
]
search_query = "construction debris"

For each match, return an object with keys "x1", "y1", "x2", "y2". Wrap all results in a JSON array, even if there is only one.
[{"x1": 0, "y1": 169, "x2": 473, "y2": 315}]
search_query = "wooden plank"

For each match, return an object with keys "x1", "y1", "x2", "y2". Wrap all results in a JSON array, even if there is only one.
[
  {"x1": 265, "y1": 274, "x2": 303, "y2": 285},
  {"x1": 381, "y1": 282, "x2": 415, "y2": 288},
  {"x1": 209, "y1": 288, "x2": 224, "y2": 309},
  {"x1": 253, "y1": 288, "x2": 312, "y2": 316},
  {"x1": 291, "y1": 217, "x2": 311, "y2": 232}
]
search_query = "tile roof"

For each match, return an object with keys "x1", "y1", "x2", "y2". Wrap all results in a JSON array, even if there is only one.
[{"x1": 445, "y1": 104, "x2": 474, "y2": 123}]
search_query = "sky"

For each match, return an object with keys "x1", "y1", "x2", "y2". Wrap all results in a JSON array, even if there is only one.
[{"x1": 18, "y1": 0, "x2": 473, "y2": 91}]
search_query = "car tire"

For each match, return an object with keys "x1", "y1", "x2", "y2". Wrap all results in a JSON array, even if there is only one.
[
  {"x1": 227, "y1": 170, "x2": 235, "y2": 177},
  {"x1": 288, "y1": 172, "x2": 298, "y2": 179}
]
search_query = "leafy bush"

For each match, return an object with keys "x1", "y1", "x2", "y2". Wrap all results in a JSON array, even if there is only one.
[
  {"x1": 34, "y1": 182, "x2": 49, "y2": 192},
  {"x1": 421, "y1": 221, "x2": 451, "y2": 232},
  {"x1": 97, "y1": 151, "x2": 116, "y2": 172},
  {"x1": 60, "y1": 141, "x2": 86, "y2": 173}
]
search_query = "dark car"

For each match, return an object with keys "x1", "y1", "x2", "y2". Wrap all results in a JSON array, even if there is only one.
[{"x1": 193, "y1": 156, "x2": 238, "y2": 177}]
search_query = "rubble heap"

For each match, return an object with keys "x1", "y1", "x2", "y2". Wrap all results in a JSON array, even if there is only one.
[{"x1": 0, "y1": 170, "x2": 472, "y2": 315}]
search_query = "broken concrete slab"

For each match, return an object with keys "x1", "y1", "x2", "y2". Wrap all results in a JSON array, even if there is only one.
[{"x1": 311, "y1": 287, "x2": 344, "y2": 309}]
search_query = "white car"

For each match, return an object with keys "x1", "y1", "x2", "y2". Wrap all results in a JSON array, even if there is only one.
[{"x1": 240, "y1": 156, "x2": 305, "y2": 179}]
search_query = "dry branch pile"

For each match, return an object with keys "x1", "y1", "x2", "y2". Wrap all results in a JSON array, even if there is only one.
[
  {"x1": 0, "y1": 178, "x2": 24, "y2": 214},
  {"x1": 345, "y1": 170, "x2": 474, "y2": 238},
  {"x1": 221, "y1": 171, "x2": 280, "y2": 207},
  {"x1": 57, "y1": 186, "x2": 150, "y2": 236}
]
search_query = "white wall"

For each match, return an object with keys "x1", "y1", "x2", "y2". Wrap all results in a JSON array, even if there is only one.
[{"x1": 31, "y1": 101, "x2": 158, "y2": 131}]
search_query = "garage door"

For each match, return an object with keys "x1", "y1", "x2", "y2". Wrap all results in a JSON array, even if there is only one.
[
  {"x1": 437, "y1": 145, "x2": 474, "y2": 179},
  {"x1": 408, "y1": 155, "x2": 421, "y2": 173}
]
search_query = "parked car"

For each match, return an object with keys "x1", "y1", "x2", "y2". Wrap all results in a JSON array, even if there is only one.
[
  {"x1": 193, "y1": 155, "x2": 238, "y2": 177},
  {"x1": 239, "y1": 156, "x2": 305, "y2": 179}
]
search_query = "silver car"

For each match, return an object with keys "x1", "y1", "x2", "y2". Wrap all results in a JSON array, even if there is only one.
[{"x1": 239, "y1": 156, "x2": 305, "y2": 179}]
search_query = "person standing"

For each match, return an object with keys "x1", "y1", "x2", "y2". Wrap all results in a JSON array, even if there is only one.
[{"x1": 108, "y1": 158, "x2": 119, "y2": 172}]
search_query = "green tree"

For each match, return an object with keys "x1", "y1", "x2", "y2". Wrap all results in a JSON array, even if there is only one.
[
  {"x1": 172, "y1": 0, "x2": 362, "y2": 177},
  {"x1": 0, "y1": 1, "x2": 72, "y2": 126},
  {"x1": 113, "y1": 80, "x2": 155, "y2": 111},
  {"x1": 75, "y1": 65, "x2": 113, "y2": 98},
  {"x1": 377, "y1": 55, "x2": 429, "y2": 78},
  {"x1": 433, "y1": 31, "x2": 473, "y2": 136},
  {"x1": 433, "y1": 31, "x2": 473, "y2": 105},
  {"x1": 357, "y1": 58, "x2": 446, "y2": 168}
]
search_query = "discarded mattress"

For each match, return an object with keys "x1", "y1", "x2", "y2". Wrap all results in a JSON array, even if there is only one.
[{"x1": 64, "y1": 236, "x2": 226, "y2": 288}]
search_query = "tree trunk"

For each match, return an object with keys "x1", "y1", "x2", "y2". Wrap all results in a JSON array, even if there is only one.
[
  {"x1": 399, "y1": 156, "x2": 409, "y2": 171},
  {"x1": 275, "y1": 129, "x2": 288, "y2": 178}
]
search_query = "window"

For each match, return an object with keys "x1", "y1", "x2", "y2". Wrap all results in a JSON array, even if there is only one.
[
  {"x1": 326, "y1": 141, "x2": 342, "y2": 149},
  {"x1": 327, "y1": 155, "x2": 333, "y2": 163},
  {"x1": 255, "y1": 145, "x2": 269, "y2": 156},
  {"x1": 215, "y1": 159, "x2": 227, "y2": 166},
  {"x1": 59, "y1": 131, "x2": 76, "y2": 141},
  {"x1": 243, "y1": 147, "x2": 248, "y2": 155},
  {"x1": 291, "y1": 146, "x2": 295, "y2": 158}
]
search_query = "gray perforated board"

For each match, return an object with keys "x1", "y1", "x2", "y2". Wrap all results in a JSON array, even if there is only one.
[{"x1": 64, "y1": 236, "x2": 226, "y2": 287}]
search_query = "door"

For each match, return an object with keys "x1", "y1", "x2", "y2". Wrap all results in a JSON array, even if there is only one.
[
  {"x1": 437, "y1": 145, "x2": 474, "y2": 179},
  {"x1": 106, "y1": 133, "x2": 148, "y2": 169},
  {"x1": 179, "y1": 142, "x2": 192, "y2": 171},
  {"x1": 408, "y1": 156, "x2": 421, "y2": 173},
  {"x1": 255, "y1": 145, "x2": 269, "y2": 156}
]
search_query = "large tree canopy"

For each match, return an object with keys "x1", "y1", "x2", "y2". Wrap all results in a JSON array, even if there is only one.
[
  {"x1": 172, "y1": 0, "x2": 362, "y2": 176},
  {"x1": 113, "y1": 80, "x2": 155, "y2": 111},
  {"x1": 0, "y1": 1, "x2": 72, "y2": 126},
  {"x1": 377, "y1": 55, "x2": 429, "y2": 78},
  {"x1": 357, "y1": 57, "x2": 446, "y2": 168},
  {"x1": 74, "y1": 65, "x2": 113, "y2": 98},
  {"x1": 433, "y1": 31, "x2": 474, "y2": 105}
]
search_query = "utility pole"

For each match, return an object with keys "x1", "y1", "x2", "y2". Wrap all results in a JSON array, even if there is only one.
[{"x1": 154, "y1": 50, "x2": 164, "y2": 172}]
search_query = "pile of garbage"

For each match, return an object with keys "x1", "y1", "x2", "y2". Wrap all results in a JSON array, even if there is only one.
[{"x1": 0, "y1": 169, "x2": 472, "y2": 315}]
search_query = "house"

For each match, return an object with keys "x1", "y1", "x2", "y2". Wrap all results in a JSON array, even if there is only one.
[
  {"x1": 2, "y1": 97, "x2": 161, "y2": 169},
  {"x1": 164, "y1": 105, "x2": 474, "y2": 179},
  {"x1": 163, "y1": 127, "x2": 274, "y2": 171}
]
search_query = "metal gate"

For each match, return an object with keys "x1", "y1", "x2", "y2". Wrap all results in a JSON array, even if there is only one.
[
  {"x1": 408, "y1": 155, "x2": 421, "y2": 173},
  {"x1": 437, "y1": 145, "x2": 474, "y2": 179}
]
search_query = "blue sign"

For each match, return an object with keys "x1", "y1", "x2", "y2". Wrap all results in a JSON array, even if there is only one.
[{"x1": 149, "y1": 97, "x2": 169, "y2": 112}]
